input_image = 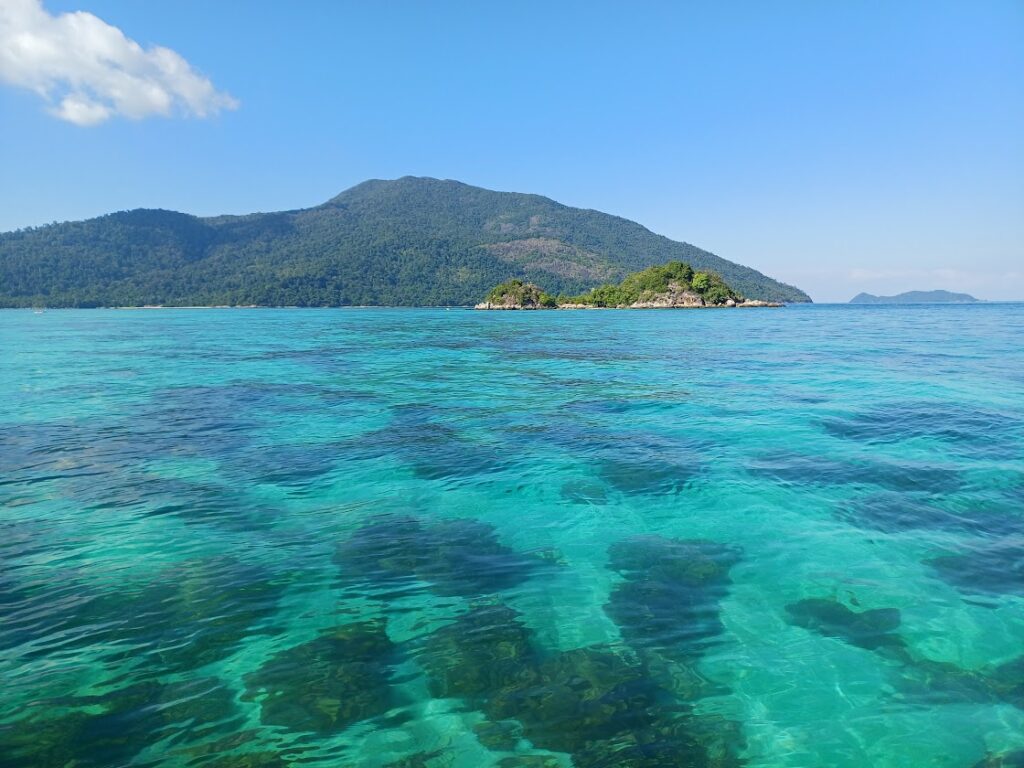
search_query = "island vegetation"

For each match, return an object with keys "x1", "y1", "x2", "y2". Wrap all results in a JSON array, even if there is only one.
[
  {"x1": 0, "y1": 177, "x2": 810, "y2": 308},
  {"x1": 477, "y1": 261, "x2": 780, "y2": 309}
]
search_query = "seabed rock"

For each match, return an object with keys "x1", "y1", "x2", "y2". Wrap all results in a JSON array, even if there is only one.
[
  {"x1": 785, "y1": 598, "x2": 905, "y2": 652},
  {"x1": 336, "y1": 514, "x2": 549, "y2": 598},
  {"x1": 242, "y1": 619, "x2": 397, "y2": 734}
]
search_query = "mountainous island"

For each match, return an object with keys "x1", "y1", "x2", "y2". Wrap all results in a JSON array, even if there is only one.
[
  {"x1": 477, "y1": 261, "x2": 779, "y2": 309},
  {"x1": 0, "y1": 177, "x2": 810, "y2": 308},
  {"x1": 850, "y1": 290, "x2": 980, "y2": 304}
]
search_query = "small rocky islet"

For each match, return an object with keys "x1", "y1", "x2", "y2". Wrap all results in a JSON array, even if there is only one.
[{"x1": 475, "y1": 261, "x2": 781, "y2": 310}]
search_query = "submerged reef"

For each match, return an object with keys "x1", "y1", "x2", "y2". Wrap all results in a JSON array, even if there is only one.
[
  {"x1": 348, "y1": 404, "x2": 512, "y2": 483},
  {"x1": 784, "y1": 596, "x2": 1024, "y2": 713},
  {"x1": 832, "y1": 491, "x2": 1020, "y2": 535},
  {"x1": 972, "y1": 751, "x2": 1024, "y2": 768},
  {"x1": 413, "y1": 536, "x2": 748, "y2": 765},
  {"x1": 418, "y1": 601, "x2": 745, "y2": 767},
  {"x1": 929, "y1": 541, "x2": 1024, "y2": 598},
  {"x1": 0, "y1": 676, "x2": 240, "y2": 768},
  {"x1": 605, "y1": 536, "x2": 741, "y2": 661},
  {"x1": 597, "y1": 455, "x2": 699, "y2": 496},
  {"x1": 335, "y1": 514, "x2": 550, "y2": 598},
  {"x1": 1, "y1": 556, "x2": 282, "y2": 673},
  {"x1": 818, "y1": 401, "x2": 1012, "y2": 446},
  {"x1": 548, "y1": 427, "x2": 707, "y2": 497},
  {"x1": 785, "y1": 598, "x2": 905, "y2": 652},
  {"x1": 422, "y1": 603, "x2": 539, "y2": 700},
  {"x1": 242, "y1": 619, "x2": 397, "y2": 734},
  {"x1": 748, "y1": 451, "x2": 962, "y2": 493}
]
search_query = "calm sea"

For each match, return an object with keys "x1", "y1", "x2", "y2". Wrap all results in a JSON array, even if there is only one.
[{"x1": 1, "y1": 304, "x2": 1023, "y2": 768}]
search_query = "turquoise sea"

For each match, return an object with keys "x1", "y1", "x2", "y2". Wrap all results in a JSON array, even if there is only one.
[{"x1": 1, "y1": 304, "x2": 1023, "y2": 768}]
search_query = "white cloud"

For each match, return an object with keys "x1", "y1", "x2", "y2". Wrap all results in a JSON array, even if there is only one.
[{"x1": 0, "y1": 0, "x2": 237, "y2": 126}]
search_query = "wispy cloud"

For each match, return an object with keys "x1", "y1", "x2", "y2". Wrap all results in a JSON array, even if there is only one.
[{"x1": 0, "y1": 0, "x2": 237, "y2": 126}]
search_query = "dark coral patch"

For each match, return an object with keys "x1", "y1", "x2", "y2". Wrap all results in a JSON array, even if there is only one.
[
  {"x1": 242, "y1": 620, "x2": 397, "y2": 734},
  {"x1": 417, "y1": 602, "x2": 745, "y2": 767},
  {"x1": 335, "y1": 515, "x2": 547, "y2": 598},
  {"x1": 987, "y1": 655, "x2": 1024, "y2": 710},
  {"x1": 472, "y1": 719, "x2": 523, "y2": 750},
  {"x1": 488, "y1": 645, "x2": 745, "y2": 767},
  {"x1": 972, "y1": 750, "x2": 1024, "y2": 768},
  {"x1": 819, "y1": 401, "x2": 1023, "y2": 462},
  {"x1": 749, "y1": 452, "x2": 961, "y2": 493},
  {"x1": 890, "y1": 653, "x2": 1024, "y2": 710},
  {"x1": 605, "y1": 537, "x2": 741, "y2": 659},
  {"x1": 785, "y1": 598, "x2": 904, "y2": 652},
  {"x1": 597, "y1": 457, "x2": 698, "y2": 496},
  {"x1": 587, "y1": 435, "x2": 704, "y2": 497},
  {"x1": 0, "y1": 676, "x2": 239, "y2": 768},
  {"x1": 929, "y1": 541, "x2": 1024, "y2": 598},
  {"x1": 4, "y1": 557, "x2": 282, "y2": 672},
  {"x1": 348, "y1": 404, "x2": 512, "y2": 483},
  {"x1": 486, "y1": 646, "x2": 669, "y2": 755},
  {"x1": 199, "y1": 753, "x2": 293, "y2": 768},
  {"x1": 832, "y1": 492, "x2": 1024, "y2": 535},
  {"x1": 420, "y1": 604, "x2": 540, "y2": 700}
]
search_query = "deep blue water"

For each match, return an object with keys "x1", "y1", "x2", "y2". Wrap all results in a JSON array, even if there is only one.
[{"x1": 1, "y1": 304, "x2": 1023, "y2": 767}]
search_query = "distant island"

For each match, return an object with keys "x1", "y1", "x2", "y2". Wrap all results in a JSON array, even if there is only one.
[
  {"x1": 477, "y1": 261, "x2": 780, "y2": 310},
  {"x1": 850, "y1": 290, "x2": 980, "y2": 304},
  {"x1": 0, "y1": 177, "x2": 809, "y2": 308}
]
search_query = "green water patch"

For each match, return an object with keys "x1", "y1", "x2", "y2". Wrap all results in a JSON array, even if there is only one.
[
  {"x1": 134, "y1": 476, "x2": 283, "y2": 532},
  {"x1": 559, "y1": 478, "x2": 609, "y2": 505},
  {"x1": 421, "y1": 603, "x2": 539, "y2": 700},
  {"x1": 3, "y1": 556, "x2": 283, "y2": 674},
  {"x1": 241, "y1": 619, "x2": 397, "y2": 735},
  {"x1": 972, "y1": 750, "x2": 1024, "y2": 768},
  {"x1": 892, "y1": 653, "x2": 1024, "y2": 710},
  {"x1": 418, "y1": 602, "x2": 745, "y2": 767},
  {"x1": 563, "y1": 394, "x2": 695, "y2": 417},
  {"x1": 230, "y1": 443, "x2": 344, "y2": 487},
  {"x1": 335, "y1": 514, "x2": 554, "y2": 598},
  {"x1": 0, "y1": 675, "x2": 239, "y2": 768},
  {"x1": 168, "y1": 728, "x2": 293, "y2": 768},
  {"x1": 0, "y1": 417, "x2": 283, "y2": 535},
  {"x1": 194, "y1": 753, "x2": 291, "y2": 768}
]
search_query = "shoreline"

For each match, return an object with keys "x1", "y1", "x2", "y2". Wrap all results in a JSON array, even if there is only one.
[
  {"x1": 474, "y1": 300, "x2": 784, "y2": 310},
  {"x1": 11, "y1": 302, "x2": 790, "y2": 311}
]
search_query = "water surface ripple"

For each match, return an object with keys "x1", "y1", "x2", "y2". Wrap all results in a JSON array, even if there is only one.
[{"x1": 1, "y1": 304, "x2": 1023, "y2": 767}]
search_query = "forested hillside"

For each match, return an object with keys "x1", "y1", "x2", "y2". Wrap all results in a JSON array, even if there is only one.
[{"x1": 0, "y1": 177, "x2": 810, "y2": 306}]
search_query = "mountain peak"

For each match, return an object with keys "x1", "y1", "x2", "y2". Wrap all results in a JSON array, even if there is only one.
[{"x1": 0, "y1": 178, "x2": 810, "y2": 307}]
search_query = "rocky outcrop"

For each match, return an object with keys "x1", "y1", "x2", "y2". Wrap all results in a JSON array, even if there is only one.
[
  {"x1": 477, "y1": 265, "x2": 784, "y2": 309},
  {"x1": 629, "y1": 283, "x2": 706, "y2": 308},
  {"x1": 735, "y1": 299, "x2": 780, "y2": 307},
  {"x1": 475, "y1": 280, "x2": 550, "y2": 310},
  {"x1": 474, "y1": 300, "x2": 538, "y2": 310}
]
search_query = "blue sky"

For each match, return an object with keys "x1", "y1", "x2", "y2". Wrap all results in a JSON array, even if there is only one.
[{"x1": 1, "y1": 1, "x2": 1021, "y2": 302}]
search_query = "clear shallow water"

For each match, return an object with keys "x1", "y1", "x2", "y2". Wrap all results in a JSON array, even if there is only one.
[{"x1": 1, "y1": 304, "x2": 1023, "y2": 768}]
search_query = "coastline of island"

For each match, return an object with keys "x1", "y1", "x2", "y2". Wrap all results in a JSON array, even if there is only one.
[{"x1": 475, "y1": 261, "x2": 782, "y2": 310}]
